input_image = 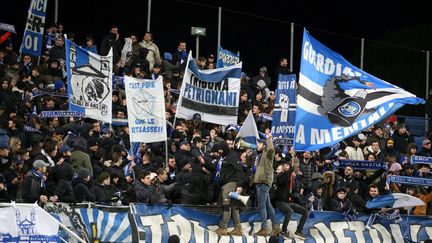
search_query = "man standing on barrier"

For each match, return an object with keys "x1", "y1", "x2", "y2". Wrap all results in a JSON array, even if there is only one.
[
  {"x1": 214, "y1": 141, "x2": 245, "y2": 236},
  {"x1": 253, "y1": 129, "x2": 281, "y2": 237},
  {"x1": 275, "y1": 162, "x2": 309, "y2": 239}
]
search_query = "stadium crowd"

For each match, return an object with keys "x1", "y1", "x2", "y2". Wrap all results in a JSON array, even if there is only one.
[{"x1": 0, "y1": 23, "x2": 432, "y2": 238}]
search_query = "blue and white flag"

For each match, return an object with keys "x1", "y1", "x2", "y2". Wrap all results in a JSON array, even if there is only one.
[
  {"x1": 40, "y1": 110, "x2": 85, "y2": 118},
  {"x1": 0, "y1": 204, "x2": 60, "y2": 242},
  {"x1": 271, "y1": 74, "x2": 297, "y2": 143},
  {"x1": 65, "y1": 38, "x2": 113, "y2": 123},
  {"x1": 129, "y1": 142, "x2": 142, "y2": 165},
  {"x1": 236, "y1": 111, "x2": 259, "y2": 149},
  {"x1": 176, "y1": 52, "x2": 242, "y2": 125},
  {"x1": 20, "y1": 0, "x2": 47, "y2": 57},
  {"x1": 366, "y1": 193, "x2": 424, "y2": 209},
  {"x1": 294, "y1": 30, "x2": 424, "y2": 151},
  {"x1": 411, "y1": 155, "x2": 432, "y2": 164},
  {"x1": 387, "y1": 175, "x2": 432, "y2": 187},
  {"x1": 216, "y1": 46, "x2": 240, "y2": 68},
  {"x1": 337, "y1": 159, "x2": 387, "y2": 170},
  {"x1": 124, "y1": 76, "x2": 166, "y2": 143}
]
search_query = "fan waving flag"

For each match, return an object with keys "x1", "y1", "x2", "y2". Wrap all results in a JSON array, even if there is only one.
[
  {"x1": 65, "y1": 38, "x2": 113, "y2": 123},
  {"x1": 366, "y1": 193, "x2": 425, "y2": 209},
  {"x1": 235, "y1": 111, "x2": 259, "y2": 149},
  {"x1": 293, "y1": 29, "x2": 424, "y2": 151}
]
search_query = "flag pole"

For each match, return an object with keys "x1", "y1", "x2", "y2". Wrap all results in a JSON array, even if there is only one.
[
  {"x1": 217, "y1": 7, "x2": 221, "y2": 54},
  {"x1": 165, "y1": 138, "x2": 169, "y2": 165}
]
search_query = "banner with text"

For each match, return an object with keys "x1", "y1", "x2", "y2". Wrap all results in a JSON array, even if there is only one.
[
  {"x1": 216, "y1": 46, "x2": 240, "y2": 68},
  {"x1": 271, "y1": 74, "x2": 297, "y2": 144},
  {"x1": 20, "y1": 0, "x2": 47, "y2": 57},
  {"x1": 131, "y1": 204, "x2": 432, "y2": 243},
  {"x1": 124, "y1": 76, "x2": 167, "y2": 143},
  {"x1": 338, "y1": 159, "x2": 387, "y2": 170},
  {"x1": 66, "y1": 38, "x2": 113, "y2": 123},
  {"x1": 294, "y1": 29, "x2": 424, "y2": 151},
  {"x1": 176, "y1": 52, "x2": 242, "y2": 125},
  {"x1": 411, "y1": 155, "x2": 432, "y2": 164}
]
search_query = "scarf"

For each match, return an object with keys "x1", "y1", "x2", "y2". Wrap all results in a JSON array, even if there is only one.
[
  {"x1": 253, "y1": 153, "x2": 262, "y2": 174},
  {"x1": 31, "y1": 168, "x2": 46, "y2": 189},
  {"x1": 214, "y1": 157, "x2": 224, "y2": 182}
]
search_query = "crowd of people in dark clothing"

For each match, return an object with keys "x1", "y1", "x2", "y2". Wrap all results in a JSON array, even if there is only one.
[{"x1": 1, "y1": 22, "x2": 432, "y2": 239}]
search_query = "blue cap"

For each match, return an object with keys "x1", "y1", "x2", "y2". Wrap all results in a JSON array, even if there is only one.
[
  {"x1": 0, "y1": 140, "x2": 10, "y2": 150},
  {"x1": 163, "y1": 52, "x2": 173, "y2": 61},
  {"x1": 59, "y1": 144, "x2": 73, "y2": 154},
  {"x1": 54, "y1": 80, "x2": 65, "y2": 90},
  {"x1": 179, "y1": 140, "x2": 189, "y2": 146}
]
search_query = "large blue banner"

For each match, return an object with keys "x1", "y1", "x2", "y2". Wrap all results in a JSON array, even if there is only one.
[
  {"x1": 131, "y1": 204, "x2": 432, "y2": 242},
  {"x1": 271, "y1": 74, "x2": 296, "y2": 144},
  {"x1": 216, "y1": 46, "x2": 240, "y2": 68},
  {"x1": 45, "y1": 203, "x2": 132, "y2": 243},
  {"x1": 20, "y1": 0, "x2": 47, "y2": 57},
  {"x1": 294, "y1": 29, "x2": 424, "y2": 151}
]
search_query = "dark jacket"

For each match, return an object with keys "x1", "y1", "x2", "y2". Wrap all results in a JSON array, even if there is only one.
[
  {"x1": 172, "y1": 49, "x2": 187, "y2": 71},
  {"x1": 22, "y1": 170, "x2": 48, "y2": 203},
  {"x1": 51, "y1": 160, "x2": 75, "y2": 182},
  {"x1": 392, "y1": 131, "x2": 414, "y2": 154},
  {"x1": 175, "y1": 170, "x2": 209, "y2": 204},
  {"x1": 53, "y1": 179, "x2": 76, "y2": 203},
  {"x1": 133, "y1": 181, "x2": 155, "y2": 203},
  {"x1": 72, "y1": 177, "x2": 95, "y2": 202},
  {"x1": 48, "y1": 45, "x2": 66, "y2": 61},
  {"x1": 0, "y1": 173, "x2": 13, "y2": 202},
  {"x1": 3, "y1": 167, "x2": 23, "y2": 200},
  {"x1": 219, "y1": 150, "x2": 243, "y2": 186},
  {"x1": 329, "y1": 196, "x2": 352, "y2": 212},
  {"x1": 274, "y1": 169, "x2": 297, "y2": 203},
  {"x1": 94, "y1": 183, "x2": 116, "y2": 204},
  {"x1": 310, "y1": 181, "x2": 327, "y2": 211},
  {"x1": 100, "y1": 33, "x2": 122, "y2": 63}
]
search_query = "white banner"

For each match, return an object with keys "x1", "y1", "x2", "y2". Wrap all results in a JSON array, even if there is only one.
[
  {"x1": 176, "y1": 52, "x2": 242, "y2": 125},
  {"x1": 124, "y1": 76, "x2": 167, "y2": 143},
  {"x1": 0, "y1": 204, "x2": 59, "y2": 242},
  {"x1": 66, "y1": 39, "x2": 113, "y2": 123}
]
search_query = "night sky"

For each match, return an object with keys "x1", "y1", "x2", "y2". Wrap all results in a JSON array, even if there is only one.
[{"x1": 4, "y1": 0, "x2": 432, "y2": 103}]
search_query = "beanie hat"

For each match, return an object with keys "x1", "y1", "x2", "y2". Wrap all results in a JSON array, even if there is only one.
[
  {"x1": 163, "y1": 52, "x2": 173, "y2": 61},
  {"x1": 54, "y1": 80, "x2": 65, "y2": 90},
  {"x1": 97, "y1": 172, "x2": 110, "y2": 183},
  {"x1": 33, "y1": 160, "x2": 48, "y2": 169},
  {"x1": 87, "y1": 137, "x2": 99, "y2": 148},
  {"x1": 389, "y1": 162, "x2": 402, "y2": 172},
  {"x1": 77, "y1": 168, "x2": 90, "y2": 178}
]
